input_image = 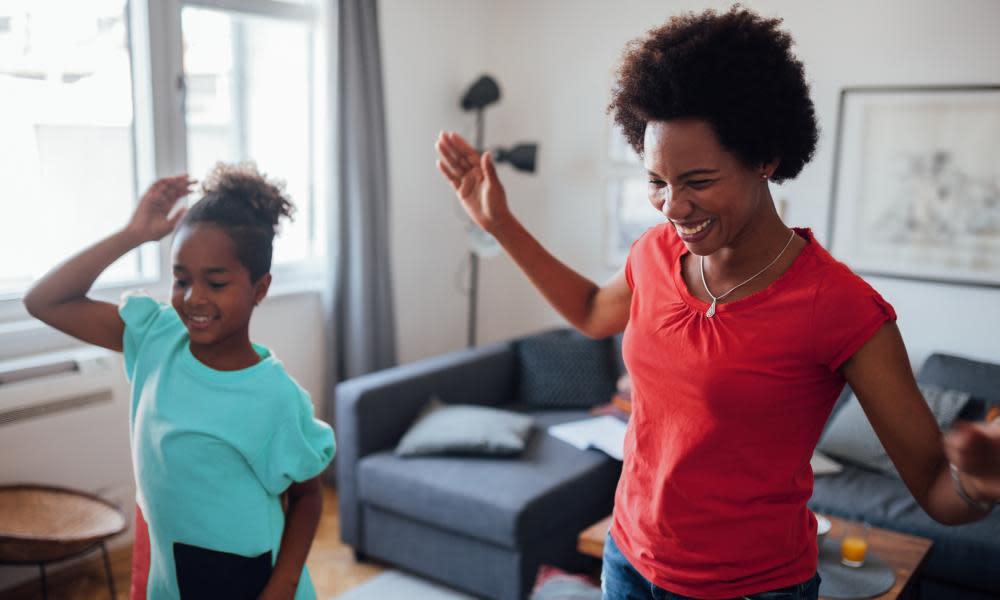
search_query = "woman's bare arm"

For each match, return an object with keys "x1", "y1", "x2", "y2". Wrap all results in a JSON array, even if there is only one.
[
  {"x1": 842, "y1": 323, "x2": 992, "y2": 525},
  {"x1": 436, "y1": 131, "x2": 630, "y2": 338}
]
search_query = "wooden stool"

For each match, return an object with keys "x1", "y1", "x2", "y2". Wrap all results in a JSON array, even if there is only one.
[{"x1": 0, "y1": 484, "x2": 127, "y2": 599}]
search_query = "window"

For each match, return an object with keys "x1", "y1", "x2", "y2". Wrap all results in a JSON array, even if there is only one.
[
  {"x1": 182, "y1": 4, "x2": 322, "y2": 266},
  {"x1": 0, "y1": 0, "x2": 327, "y2": 318},
  {"x1": 0, "y1": 1, "x2": 151, "y2": 298}
]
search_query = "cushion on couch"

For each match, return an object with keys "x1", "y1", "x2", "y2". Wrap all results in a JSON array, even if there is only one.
[
  {"x1": 516, "y1": 330, "x2": 617, "y2": 409},
  {"x1": 395, "y1": 397, "x2": 534, "y2": 457},
  {"x1": 817, "y1": 383, "x2": 971, "y2": 477},
  {"x1": 359, "y1": 409, "x2": 621, "y2": 548}
]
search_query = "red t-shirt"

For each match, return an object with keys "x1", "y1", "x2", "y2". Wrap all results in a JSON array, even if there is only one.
[{"x1": 611, "y1": 225, "x2": 895, "y2": 599}]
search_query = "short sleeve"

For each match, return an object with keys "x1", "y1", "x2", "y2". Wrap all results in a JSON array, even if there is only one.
[
  {"x1": 624, "y1": 224, "x2": 672, "y2": 291},
  {"x1": 812, "y1": 268, "x2": 897, "y2": 372},
  {"x1": 119, "y1": 292, "x2": 168, "y2": 379},
  {"x1": 250, "y1": 390, "x2": 336, "y2": 495}
]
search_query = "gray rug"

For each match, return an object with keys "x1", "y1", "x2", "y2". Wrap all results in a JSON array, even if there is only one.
[
  {"x1": 817, "y1": 537, "x2": 896, "y2": 599},
  {"x1": 332, "y1": 570, "x2": 477, "y2": 600}
]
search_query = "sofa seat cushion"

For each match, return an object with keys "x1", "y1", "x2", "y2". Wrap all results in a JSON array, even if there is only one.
[
  {"x1": 808, "y1": 464, "x2": 1000, "y2": 593},
  {"x1": 357, "y1": 409, "x2": 621, "y2": 548}
]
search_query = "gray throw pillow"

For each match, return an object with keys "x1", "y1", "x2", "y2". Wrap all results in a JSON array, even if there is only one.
[
  {"x1": 395, "y1": 397, "x2": 534, "y2": 457},
  {"x1": 817, "y1": 383, "x2": 971, "y2": 478}
]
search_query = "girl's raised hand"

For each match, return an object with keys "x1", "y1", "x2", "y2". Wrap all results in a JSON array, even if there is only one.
[
  {"x1": 127, "y1": 175, "x2": 196, "y2": 243},
  {"x1": 435, "y1": 131, "x2": 510, "y2": 233}
]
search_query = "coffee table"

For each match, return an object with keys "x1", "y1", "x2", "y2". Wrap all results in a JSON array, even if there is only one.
[{"x1": 577, "y1": 513, "x2": 933, "y2": 599}]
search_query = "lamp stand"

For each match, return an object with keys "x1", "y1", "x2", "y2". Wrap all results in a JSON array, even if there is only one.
[{"x1": 467, "y1": 107, "x2": 485, "y2": 348}]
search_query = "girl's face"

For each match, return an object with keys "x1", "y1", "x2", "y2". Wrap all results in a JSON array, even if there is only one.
[
  {"x1": 644, "y1": 118, "x2": 774, "y2": 256},
  {"x1": 170, "y1": 223, "x2": 269, "y2": 352}
]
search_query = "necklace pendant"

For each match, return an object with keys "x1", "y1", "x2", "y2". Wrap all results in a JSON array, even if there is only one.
[{"x1": 706, "y1": 300, "x2": 717, "y2": 318}]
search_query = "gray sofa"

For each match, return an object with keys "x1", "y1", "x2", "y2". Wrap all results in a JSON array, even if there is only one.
[
  {"x1": 330, "y1": 331, "x2": 624, "y2": 600},
  {"x1": 330, "y1": 329, "x2": 1000, "y2": 600}
]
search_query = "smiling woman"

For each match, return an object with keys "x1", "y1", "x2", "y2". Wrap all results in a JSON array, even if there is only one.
[{"x1": 434, "y1": 5, "x2": 997, "y2": 600}]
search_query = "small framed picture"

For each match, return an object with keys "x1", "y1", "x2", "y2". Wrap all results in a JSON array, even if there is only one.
[
  {"x1": 605, "y1": 176, "x2": 662, "y2": 268},
  {"x1": 829, "y1": 85, "x2": 1000, "y2": 287}
]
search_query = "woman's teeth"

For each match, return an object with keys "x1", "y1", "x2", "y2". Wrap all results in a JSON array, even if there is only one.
[{"x1": 676, "y1": 219, "x2": 712, "y2": 235}]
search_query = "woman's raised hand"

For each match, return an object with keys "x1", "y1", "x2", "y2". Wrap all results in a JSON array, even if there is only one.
[
  {"x1": 126, "y1": 175, "x2": 196, "y2": 243},
  {"x1": 435, "y1": 131, "x2": 510, "y2": 234}
]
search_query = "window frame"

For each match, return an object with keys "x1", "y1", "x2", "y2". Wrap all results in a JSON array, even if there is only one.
[{"x1": 0, "y1": 0, "x2": 329, "y2": 359}]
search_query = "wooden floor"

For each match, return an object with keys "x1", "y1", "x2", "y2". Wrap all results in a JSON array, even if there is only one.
[{"x1": 3, "y1": 485, "x2": 385, "y2": 600}]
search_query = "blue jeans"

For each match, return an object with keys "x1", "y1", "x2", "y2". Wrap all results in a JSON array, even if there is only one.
[{"x1": 601, "y1": 533, "x2": 821, "y2": 600}]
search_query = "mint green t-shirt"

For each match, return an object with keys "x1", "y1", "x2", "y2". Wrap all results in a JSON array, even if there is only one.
[{"x1": 120, "y1": 293, "x2": 335, "y2": 599}]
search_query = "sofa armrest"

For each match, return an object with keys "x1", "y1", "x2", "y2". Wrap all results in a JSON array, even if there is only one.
[{"x1": 331, "y1": 341, "x2": 516, "y2": 548}]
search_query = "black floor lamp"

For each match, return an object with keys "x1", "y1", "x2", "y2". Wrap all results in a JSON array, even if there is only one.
[{"x1": 460, "y1": 74, "x2": 538, "y2": 347}]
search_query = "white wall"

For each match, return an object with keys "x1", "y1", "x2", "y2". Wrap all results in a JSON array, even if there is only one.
[
  {"x1": 381, "y1": 0, "x2": 1000, "y2": 366},
  {"x1": 250, "y1": 289, "x2": 326, "y2": 410},
  {"x1": 379, "y1": 0, "x2": 501, "y2": 362}
]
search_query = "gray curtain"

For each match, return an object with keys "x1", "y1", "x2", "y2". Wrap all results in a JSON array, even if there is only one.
[{"x1": 328, "y1": 0, "x2": 396, "y2": 383}]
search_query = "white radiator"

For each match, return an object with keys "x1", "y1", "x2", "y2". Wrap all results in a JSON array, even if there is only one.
[{"x1": 0, "y1": 346, "x2": 135, "y2": 591}]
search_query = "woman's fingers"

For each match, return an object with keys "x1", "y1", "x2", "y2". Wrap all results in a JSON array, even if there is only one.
[
  {"x1": 481, "y1": 151, "x2": 499, "y2": 186},
  {"x1": 436, "y1": 141, "x2": 464, "y2": 175},
  {"x1": 448, "y1": 132, "x2": 480, "y2": 159},
  {"x1": 457, "y1": 169, "x2": 482, "y2": 200},
  {"x1": 437, "y1": 160, "x2": 461, "y2": 188},
  {"x1": 946, "y1": 421, "x2": 1000, "y2": 476},
  {"x1": 436, "y1": 132, "x2": 468, "y2": 171},
  {"x1": 441, "y1": 131, "x2": 482, "y2": 170}
]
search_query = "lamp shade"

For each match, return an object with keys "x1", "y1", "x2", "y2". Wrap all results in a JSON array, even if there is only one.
[
  {"x1": 494, "y1": 143, "x2": 537, "y2": 173},
  {"x1": 460, "y1": 75, "x2": 501, "y2": 111}
]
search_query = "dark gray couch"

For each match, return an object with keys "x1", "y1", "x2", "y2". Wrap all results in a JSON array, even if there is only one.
[
  {"x1": 330, "y1": 330, "x2": 999, "y2": 600},
  {"x1": 330, "y1": 332, "x2": 623, "y2": 600}
]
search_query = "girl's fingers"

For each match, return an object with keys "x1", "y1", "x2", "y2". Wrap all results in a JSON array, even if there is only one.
[{"x1": 167, "y1": 206, "x2": 188, "y2": 227}]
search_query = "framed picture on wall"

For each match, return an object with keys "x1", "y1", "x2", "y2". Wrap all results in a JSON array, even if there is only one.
[
  {"x1": 605, "y1": 123, "x2": 661, "y2": 267},
  {"x1": 829, "y1": 85, "x2": 1000, "y2": 287},
  {"x1": 605, "y1": 176, "x2": 662, "y2": 267}
]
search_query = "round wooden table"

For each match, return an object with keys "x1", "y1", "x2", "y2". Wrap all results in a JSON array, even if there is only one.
[{"x1": 0, "y1": 484, "x2": 127, "y2": 599}]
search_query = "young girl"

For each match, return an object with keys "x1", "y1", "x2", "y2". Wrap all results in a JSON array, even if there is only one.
[{"x1": 24, "y1": 164, "x2": 335, "y2": 600}]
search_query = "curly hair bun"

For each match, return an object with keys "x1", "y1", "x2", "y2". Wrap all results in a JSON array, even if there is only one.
[
  {"x1": 199, "y1": 161, "x2": 295, "y2": 232},
  {"x1": 181, "y1": 162, "x2": 296, "y2": 281}
]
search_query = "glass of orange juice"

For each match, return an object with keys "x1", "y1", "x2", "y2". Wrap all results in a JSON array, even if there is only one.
[{"x1": 840, "y1": 522, "x2": 871, "y2": 568}]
